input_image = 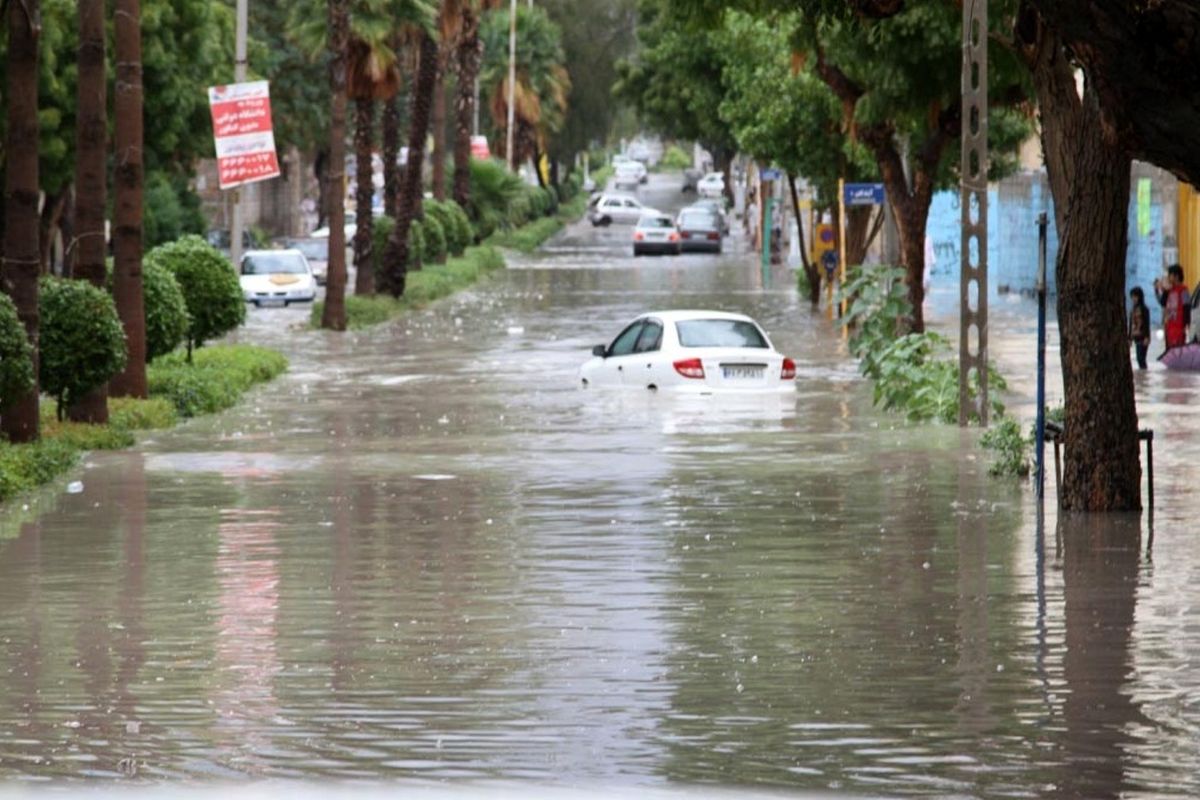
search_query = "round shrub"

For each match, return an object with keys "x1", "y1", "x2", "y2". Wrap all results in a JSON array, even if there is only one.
[
  {"x1": 445, "y1": 201, "x2": 475, "y2": 248},
  {"x1": 142, "y1": 260, "x2": 190, "y2": 361},
  {"x1": 426, "y1": 201, "x2": 465, "y2": 256},
  {"x1": 146, "y1": 234, "x2": 245, "y2": 354},
  {"x1": 0, "y1": 292, "x2": 34, "y2": 410},
  {"x1": 39, "y1": 277, "x2": 128, "y2": 418},
  {"x1": 420, "y1": 213, "x2": 447, "y2": 264},
  {"x1": 408, "y1": 219, "x2": 427, "y2": 268},
  {"x1": 371, "y1": 214, "x2": 396, "y2": 279}
]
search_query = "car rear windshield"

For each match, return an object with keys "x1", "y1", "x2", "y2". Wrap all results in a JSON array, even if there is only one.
[
  {"x1": 640, "y1": 216, "x2": 674, "y2": 228},
  {"x1": 242, "y1": 253, "x2": 308, "y2": 275},
  {"x1": 289, "y1": 240, "x2": 328, "y2": 260},
  {"x1": 676, "y1": 319, "x2": 768, "y2": 348},
  {"x1": 679, "y1": 211, "x2": 716, "y2": 227}
]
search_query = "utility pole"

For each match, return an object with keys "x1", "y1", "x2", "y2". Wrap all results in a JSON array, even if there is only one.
[
  {"x1": 230, "y1": 0, "x2": 248, "y2": 268},
  {"x1": 505, "y1": 0, "x2": 517, "y2": 171},
  {"x1": 959, "y1": 0, "x2": 988, "y2": 426}
]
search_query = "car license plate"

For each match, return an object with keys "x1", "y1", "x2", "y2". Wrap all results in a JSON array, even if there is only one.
[
  {"x1": 257, "y1": 297, "x2": 286, "y2": 307},
  {"x1": 722, "y1": 365, "x2": 764, "y2": 379}
]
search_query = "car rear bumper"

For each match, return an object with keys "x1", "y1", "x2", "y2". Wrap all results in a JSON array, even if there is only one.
[
  {"x1": 634, "y1": 242, "x2": 681, "y2": 255},
  {"x1": 679, "y1": 238, "x2": 722, "y2": 253}
]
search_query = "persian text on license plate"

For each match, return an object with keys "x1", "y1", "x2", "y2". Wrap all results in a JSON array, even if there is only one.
[{"x1": 722, "y1": 365, "x2": 764, "y2": 380}]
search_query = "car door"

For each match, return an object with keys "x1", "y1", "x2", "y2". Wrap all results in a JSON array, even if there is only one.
[
  {"x1": 598, "y1": 319, "x2": 645, "y2": 386},
  {"x1": 623, "y1": 318, "x2": 664, "y2": 387},
  {"x1": 620, "y1": 198, "x2": 642, "y2": 223}
]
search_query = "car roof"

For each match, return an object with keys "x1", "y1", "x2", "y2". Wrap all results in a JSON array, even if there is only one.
[
  {"x1": 243, "y1": 248, "x2": 304, "y2": 258},
  {"x1": 635, "y1": 310, "x2": 757, "y2": 324},
  {"x1": 599, "y1": 193, "x2": 639, "y2": 202}
]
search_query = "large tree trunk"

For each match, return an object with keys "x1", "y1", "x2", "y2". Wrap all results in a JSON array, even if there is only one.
[
  {"x1": 787, "y1": 173, "x2": 820, "y2": 307},
  {"x1": 69, "y1": 0, "x2": 109, "y2": 424},
  {"x1": 1018, "y1": 3, "x2": 1142, "y2": 512},
  {"x1": 110, "y1": 0, "x2": 147, "y2": 398},
  {"x1": 453, "y1": 6, "x2": 481, "y2": 210},
  {"x1": 382, "y1": 93, "x2": 401, "y2": 218},
  {"x1": 1, "y1": 0, "x2": 41, "y2": 443},
  {"x1": 321, "y1": 0, "x2": 350, "y2": 330},
  {"x1": 352, "y1": 97, "x2": 376, "y2": 296},
  {"x1": 431, "y1": 68, "x2": 447, "y2": 201},
  {"x1": 844, "y1": 205, "x2": 877, "y2": 268},
  {"x1": 379, "y1": 31, "x2": 438, "y2": 297}
]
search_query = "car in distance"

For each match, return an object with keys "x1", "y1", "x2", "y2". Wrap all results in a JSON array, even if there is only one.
[
  {"x1": 676, "y1": 207, "x2": 723, "y2": 254},
  {"x1": 613, "y1": 160, "x2": 647, "y2": 189},
  {"x1": 239, "y1": 249, "x2": 318, "y2": 306},
  {"x1": 688, "y1": 197, "x2": 730, "y2": 234},
  {"x1": 284, "y1": 237, "x2": 333, "y2": 286},
  {"x1": 697, "y1": 171, "x2": 726, "y2": 199},
  {"x1": 589, "y1": 194, "x2": 655, "y2": 226},
  {"x1": 633, "y1": 213, "x2": 681, "y2": 256},
  {"x1": 579, "y1": 310, "x2": 796, "y2": 392}
]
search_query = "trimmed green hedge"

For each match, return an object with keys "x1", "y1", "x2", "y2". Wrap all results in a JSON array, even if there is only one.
[
  {"x1": 0, "y1": 292, "x2": 34, "y2": 409},
  {"x1": 148, "y1": 344, "x2": 288, "y2": 418},
  {"x1": 39, "y1": 277, "x2": 128, "y2": 419},
  {"x1": 146, "y1": 234, "x2": 245, "y2": 355}
]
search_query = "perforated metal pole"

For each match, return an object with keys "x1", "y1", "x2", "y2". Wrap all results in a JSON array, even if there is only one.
[
  {"x1": 959, "y1": 0, "x2": 989, "y2": 426},
  {"x1": 230, "y1": 0, "x2": 248, "y2": 268}
]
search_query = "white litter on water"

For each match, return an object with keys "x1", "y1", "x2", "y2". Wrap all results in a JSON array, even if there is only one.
[
  {"x1": 413, "y1": 474, "x2": 457, "y2": 481},
  {"x1": 66, "y1": 481, "x2": 84, "y2": 494},
  {"x1": 506, "y1": 326, "x2": 525, "y2": 335}
]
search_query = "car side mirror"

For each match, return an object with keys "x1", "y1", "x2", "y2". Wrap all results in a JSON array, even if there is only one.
[{"x1": 592, "y1": 344, "x2": 608, "y2": 358}]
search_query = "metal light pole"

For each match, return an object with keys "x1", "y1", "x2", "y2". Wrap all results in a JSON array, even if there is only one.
[
  {"x1": 959, "y1": 0, "x2": 989, "y2": 426},
  {"x1": 1035, "y1": 212, "x2": 1048, "y2": 498},
  {"x1": 230, "y1": 0, "x2": 248, "y2": 268},
  {"x1": 505, "y1": 0, "x2": 517, "y2": 171}
]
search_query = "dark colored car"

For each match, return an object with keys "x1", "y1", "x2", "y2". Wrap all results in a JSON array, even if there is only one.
[{"x1": 676, "y1": 207, "x2": 724, "y2": 254}]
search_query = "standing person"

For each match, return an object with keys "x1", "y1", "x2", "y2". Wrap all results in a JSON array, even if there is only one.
[
  {"x1": 1154, "y1": 264, "x2": 1191, "y2": 350},
  {"x1": 1129, "y1": 287, "x2": 1151, "y2": 369},
  {"x1": 745, "y1": 190, "x2": 759, "y2": 251}
]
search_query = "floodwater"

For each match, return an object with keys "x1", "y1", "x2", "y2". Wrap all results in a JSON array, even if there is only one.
[{"x1": 2, "y1": 174, "x2": 1199, "y2": 797}]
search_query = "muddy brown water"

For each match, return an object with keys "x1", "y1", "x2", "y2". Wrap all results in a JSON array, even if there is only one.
[{"x1": 2, "y1": 174, "x2": 1198, "y2": 796}]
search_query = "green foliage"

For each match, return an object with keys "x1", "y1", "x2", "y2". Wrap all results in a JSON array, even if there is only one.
[
  {"x1": 146, "y1": 235, "x2": 246, "y2": 354},
  {"x1": 0, "y1": 438, "x2": 79, "y2": 503},
  {"x1": 658, "y1": 144, "x2": 692, "y2": 170},
  {"x1": 147, "y1": 345, "x2": 288, "y2": 418},
  {"x1": 487, "y1": 216, "x2": 565, "y2": 252},
  {"x1": 311, "y1": 245, "x2": 506, "y2": 329},
  {"x1": 981, "y1": 418, "x2": 1032, "y2": 478},
  {"x1": 409, "y1": 220, "x2": 427, "y2": 267},
  {"x1": 0, "y1": 293, "x2": 35, "y2": 411},
  {"x1": 465, "y1": 158, "x2": 525, "y2": 239},
  {"x1": 141, "y1": 259, "x2": 191, "y2": 361},
  {"x1": 841, "y1": 263, "x2": 1006, "y2": 424},
  {"x1": 107, "y1": 397, "x2": 179, "y2": 431},
  {"x1": 426, "y1": 200, "x2": 467, "y2": 257},
  {"x1": 420, "y1": 213, "x2": 448, "y2": 265},
  {"x1": 38, "y1": 277, "x2": 128, "y2": 419},
  {"x1": 446, "y1": 201, "x2": 475, "y2": 252},
  {"x1": 143, "y1": 170, "x2": 207, "y2": 248}
]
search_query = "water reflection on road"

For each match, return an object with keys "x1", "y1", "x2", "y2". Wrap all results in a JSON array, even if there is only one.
[{"x1": 1, "y1": 174, "x2": 1199, "y2": 796}]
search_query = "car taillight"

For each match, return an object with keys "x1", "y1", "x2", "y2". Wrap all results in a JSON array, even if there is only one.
[
  {"x1": 707, "y1": 232, "x2": 720, "y2": 240},
  {"x1": 681, "y1": 231, "x2": 692, "y2": 239},
  {"x1": 673, "y1": 358, "x2": 705, "y2": 379},
  {"x1": 781, "y1": 357, "x2": 796, "y2": 380},
  {"x1": 668, "y1": 232, "x2": 680, "y2": 242},
  {"x1": 633, "y1": 231, "x2": 645, "y2": 241}
]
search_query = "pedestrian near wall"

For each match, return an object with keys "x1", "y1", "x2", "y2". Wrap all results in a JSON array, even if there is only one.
[
  {"x1": 1154, "y1": 264, "x2": 1191, "y2": 351},
  {"x1": 1129, "y1": 286, "x2": 1151, "y2": 369}
]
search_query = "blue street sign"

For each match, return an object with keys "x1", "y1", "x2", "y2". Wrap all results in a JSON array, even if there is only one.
[
  {"x1": 844, "y1": 182, "x2": 885, "y2": 206},
  {"x1": 760, "y1": 167, "x2": 782, "y2": 181}
]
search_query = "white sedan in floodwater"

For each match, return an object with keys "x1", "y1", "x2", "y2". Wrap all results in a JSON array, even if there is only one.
[{"x1": 579, "y1": 310, "x2": 796, "y2": 392}]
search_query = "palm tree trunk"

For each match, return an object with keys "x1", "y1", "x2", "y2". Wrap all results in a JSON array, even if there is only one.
[
  {"x1": 69, "y1": 0, "x2": 109, "y2": 423},
  {"x1": 379, "y1": 31, "x2": 438, "y2": 297},
  {"x1": 1, "y1": 0, "x2": 41, "y2": 443},
  {"x1": 431, "y1": 68, "x2": 447, "y2": 201},
  {"x1": 110, "y1": 0, "x2": 148, "y2": 397},
  {"x1": 383, "y1": 93, "x2": 401, "y2": 218},
  {"x1": 353, "y1": 97, "x2": 376, "y2": 296},
  {"x1": 321, "y1": 0, "x2": 350, "y2": 330},
  {"x1": 453, "y1": 5, "x2": 481, "y2": 209}
]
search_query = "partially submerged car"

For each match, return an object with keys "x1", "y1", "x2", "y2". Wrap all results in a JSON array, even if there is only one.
[
  {"x1": 239, "y1": 249, "x2": 318, "y2": 306},
  {"x1": 580, "y1": 310, "x2": 796, "y2": 392}
]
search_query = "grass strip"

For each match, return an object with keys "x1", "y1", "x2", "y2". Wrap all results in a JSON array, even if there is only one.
[
  {"x1": 311, "y1": 245, "x2": 506, "y2": 330},
  {"x1": 0, "y1": 344, "x2": 288, "y2": 504}
]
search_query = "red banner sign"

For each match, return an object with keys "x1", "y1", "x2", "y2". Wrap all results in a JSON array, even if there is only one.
[{"x1": 208, "y1": 81, "x2": 281, "y2": 190}]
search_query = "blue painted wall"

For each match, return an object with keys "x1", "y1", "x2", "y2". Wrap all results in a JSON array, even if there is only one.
[{"x1": 924, "y1": 168, "x2": 1175, "y2": 324}]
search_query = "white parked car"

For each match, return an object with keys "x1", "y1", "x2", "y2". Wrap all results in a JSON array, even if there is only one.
[
  {"x1": 579, "y1": 310, "x2": 796, "y2": 392},
  {"x1": 589, "y1": 194, "x2": 656, "y2": 226},
  {"x1": 613, "y1": 160, "x2": 647, "y2": 189},
  {"x1": 239, "y1": 249, "x2": 318, "y2": 306},
  {"x1": 633, "y1": 213, "x2": 681, "y2": 256},
  {"x1": 311, "y1": 210, "x2": 357, "y2": 240},
  {"x1": 697, "y1": 172, "x2": 726, "y2": 198}
]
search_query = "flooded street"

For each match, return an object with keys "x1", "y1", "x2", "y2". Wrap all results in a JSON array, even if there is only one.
[{"x1": 3, "y1": 174, "x2": 1200, "y2": 797}]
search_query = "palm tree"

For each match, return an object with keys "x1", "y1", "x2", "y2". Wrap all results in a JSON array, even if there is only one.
[
  {"x1": 347, "y1": 30, "x2": 401, "y2": 296},
  {"x1": 110, "y1": 0, "x2": 148, "y2": 397},
  {"x1": 378, "y1": 28, "x2": 439, "y2": 297},
  {"x1": 1, "y1": 0, "x2": 42, "y2": 442},
  {"x1": 69, "y1": 0, "x2": 110, "y2": 423},
  {"x1": 452, "y1": 0, "x2": 502, "y2": 209},
  {"x1": 480, "y1": 6, "x2": 570, "y2": 178},
  {"x1": 430, "y1": 0, "x2": 466, "y2": 201},
  {"x1": 322, "y1": 0, "x2": 351, "y2": 330}
]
